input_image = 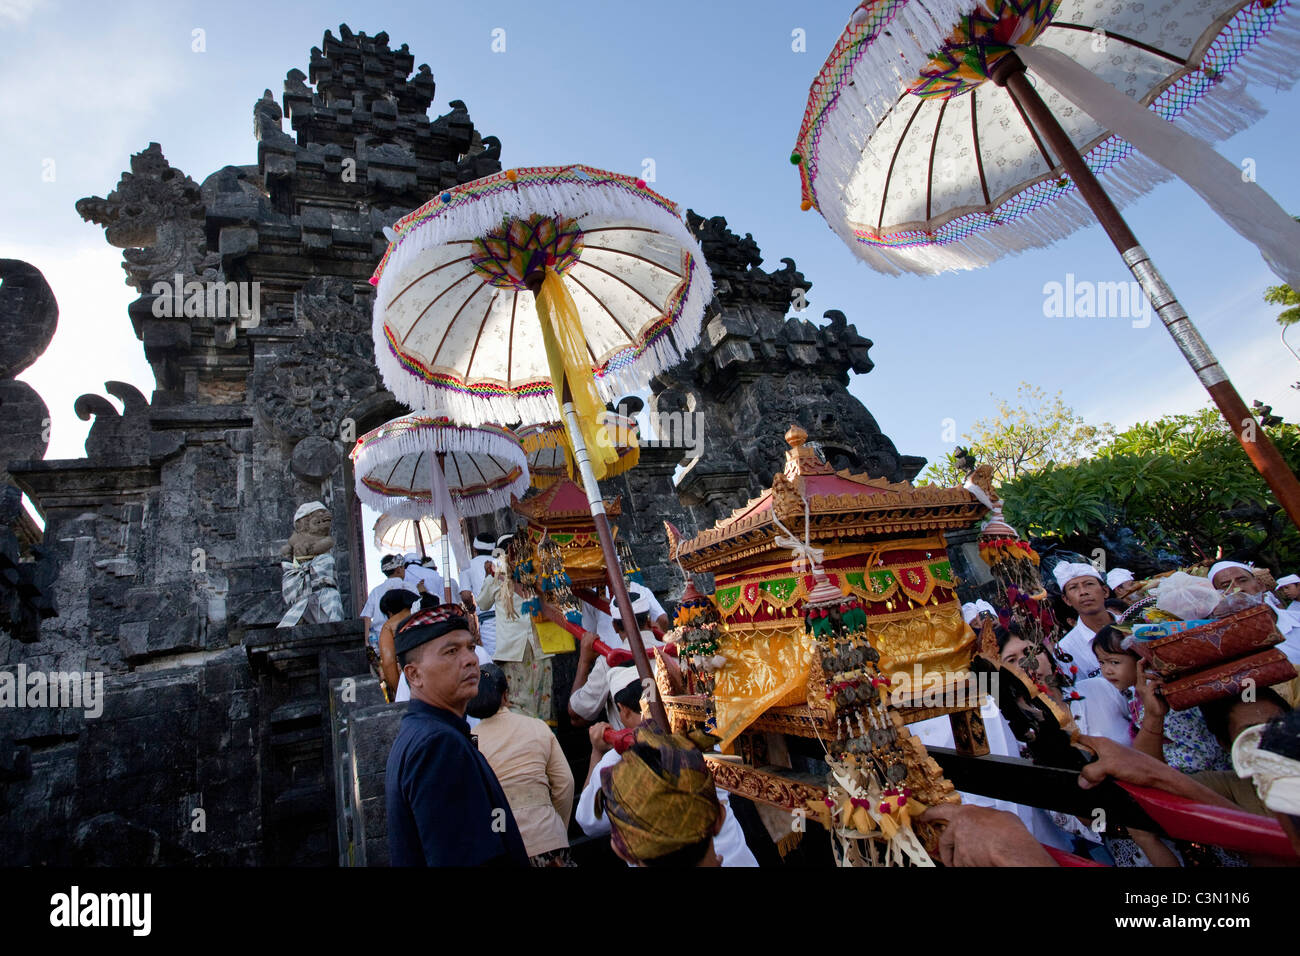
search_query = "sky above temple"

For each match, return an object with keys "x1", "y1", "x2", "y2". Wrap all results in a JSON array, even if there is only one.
[{"x1": 3, "y1": 0, "x2": 1300, "y2": 488}]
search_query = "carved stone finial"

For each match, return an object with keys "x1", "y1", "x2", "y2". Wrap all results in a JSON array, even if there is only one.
[
  {"x1": 75, "y1": 143, "x2": 219, "y2": 292},
  {"x1": 74, "y1": 381, "x2": 150, "y2": 461},
  {"x1": 684, "y1": 208, "x2": 811, "y2": 311}
]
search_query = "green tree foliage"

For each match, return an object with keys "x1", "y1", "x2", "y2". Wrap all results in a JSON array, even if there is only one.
[
  {"x1": 919, "y1": 383, "x2": 1112, "y2": 487},
  {"x1": 1000, "y1": 407, "x2": 1300, "y2": 571},
  {"x1": 1263, "y1": 216, "x2": 1300, "y2": 328},
  {"x1": 1265, "y1": 284, "x2": 1300, "y2": 327}
]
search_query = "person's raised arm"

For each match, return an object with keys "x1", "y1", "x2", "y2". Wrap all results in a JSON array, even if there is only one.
[
  {"x1": 567, "y1": 631, "x2": 603, "y2": 725},
  {"x1": 1077, "y1": 734, "x2": 1238, "y2": 809},
  {"x1": 478, "y1": 573, "x2": 498, "y2": 613},
  {"x1": 575, "y1": 724, "x2": 613, "y2": 836},
  {"x1": 1132, "y1": 666, "x2": 1168, "y2": 763}
]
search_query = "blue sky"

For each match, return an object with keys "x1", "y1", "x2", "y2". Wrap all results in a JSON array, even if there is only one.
[{"x1": 3, "y1": 0, "x2": 1299, "y2": 483}]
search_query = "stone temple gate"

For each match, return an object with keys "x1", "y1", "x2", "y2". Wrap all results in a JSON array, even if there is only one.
[{"x1": 0, "y1": 25, "x2": 922, "y2": 865}]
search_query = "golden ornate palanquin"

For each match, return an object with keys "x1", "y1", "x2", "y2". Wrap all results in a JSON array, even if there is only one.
[{"x1": 666, "y1": 427, "x2": 989, "y2": 785}]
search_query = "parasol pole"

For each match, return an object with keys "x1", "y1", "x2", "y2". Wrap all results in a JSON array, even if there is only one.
[
  {"x1": 441, "y1": 517, "x2": 452, "y2": 604},
  {"x1": 414, "y1": 518, "x2": 427, "y2": 561},
  {"x1": 992, "y1": 53, "x2": 1300, "y2": 532},
  {"x1": 524, "y1": 271, "x2": 670, "y2": 728},
  {"x1": 431, "y1": 453, "x2": 453, "y2": 604}
]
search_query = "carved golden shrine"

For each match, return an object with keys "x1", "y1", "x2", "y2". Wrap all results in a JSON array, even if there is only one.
[
  {"x1": 665, "y1": 425, "x2": 990, "y2": 814},
  {"x1": 511, "y1": 477, "x2": 623, "y2": 589}
]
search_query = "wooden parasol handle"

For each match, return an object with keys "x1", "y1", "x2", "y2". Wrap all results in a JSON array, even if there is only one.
[{"x1": 991, "y1": 53, "x2": 1300, "y2": 532}]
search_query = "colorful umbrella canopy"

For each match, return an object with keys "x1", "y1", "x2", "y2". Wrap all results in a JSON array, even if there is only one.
[
  {"x1": 369, "y1": 164, "x2": 711, "y2": 429},
  {"x1": 351, "y1": 416, "x2": 529, "y2": 520},
  {"x1": 793, "y1": 0, "x2": 1300, "y2": 278},
  {"x1": 372, "y1": 512, "x2": 445, "y2": 556},
  {"x1": 517, "y1": 415, "x2": 641, "y2": 490},
  {"x1": 794, "y1": 0, "x2": 1300, "y2": 529}
]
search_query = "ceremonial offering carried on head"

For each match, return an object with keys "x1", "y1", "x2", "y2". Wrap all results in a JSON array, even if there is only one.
[
  {"x1": 1104, "y1": 563, "x2": 1298, "y2": 709},
  {"x1": 663, "y1": 425, "x2": 987, "y2": 864}
]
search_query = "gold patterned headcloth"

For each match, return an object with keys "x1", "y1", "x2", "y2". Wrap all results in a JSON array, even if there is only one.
[{"x1": 596, "y1": 722, "x2": 721, "y2": 863}]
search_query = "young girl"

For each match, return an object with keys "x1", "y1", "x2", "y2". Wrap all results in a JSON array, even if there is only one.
[{"x1": 1091, "y1": 626, "x2": 1231, "y2": 774}]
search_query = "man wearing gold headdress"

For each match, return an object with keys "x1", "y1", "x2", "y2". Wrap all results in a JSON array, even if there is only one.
[
  {"x1": 595, "y1": 722, "x2": 729, "y2": 866},
  {"x1": 583, "y1": 674, "x2": 757, "y2": 867}
]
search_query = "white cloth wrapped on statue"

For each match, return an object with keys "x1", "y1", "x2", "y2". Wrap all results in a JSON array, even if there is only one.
[{"x1": 278, "y1": 553, "x2": 344, "y2": 627}]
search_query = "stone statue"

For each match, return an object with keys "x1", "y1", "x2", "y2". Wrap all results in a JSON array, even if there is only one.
[{"x1": 277, "y1": 501, "x2": 343, "y2": 627}]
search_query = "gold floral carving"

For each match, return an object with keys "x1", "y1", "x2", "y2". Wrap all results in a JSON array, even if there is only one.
[{"x1": 704, "y1": 756, "x2": 828, "y2": 812}]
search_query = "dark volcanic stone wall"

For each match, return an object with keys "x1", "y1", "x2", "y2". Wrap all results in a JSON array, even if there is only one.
[
  {"x1": 1, "y1": 25, "x2": 498, "y2": 865},
  {"x1": 1, "y1": 25, "x2": 924, "y2": 865}
]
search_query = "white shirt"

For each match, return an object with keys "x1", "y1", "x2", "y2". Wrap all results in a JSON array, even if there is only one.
[
  {"x1": 1263, "y1": 594, "x2": 1300, "y2": 666},
  {"x1": 576, "y1": 747, "x2": 758, "y2": 867},
  {"x1": 580, "y1": 590, "x2": 669, "y2": 641},
  {"x1": 360, "y1": 575, "x2": 413, "y2": 647},
  {"x1": 580, "y1": 601, "x2": 618, "y2": 644},
  {"x1": 569, "y1": 630, "x2": 663, "y2": 728},
  {"x1": 1069, "y1": 676, "x2": 1135, "y2": 746},
  {"x1": 404, "y1": 564, "x2": 458, "y2": 600},
  {"x1": 478, "y1": 575, "x2": 544, "y2": 663},
  {"x1": 1057, "y1": 618, "x2": 1111, "y2": 680},
  {"x1": 464, "y1": 554, "x2": 492, "y2": 601}
]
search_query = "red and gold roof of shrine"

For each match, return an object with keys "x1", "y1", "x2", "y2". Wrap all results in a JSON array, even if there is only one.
[
  {"x1": 703, "y1": 548, "x2": 958, "y2": 629},
  {"x1": 511, "y1": 476, "x2": 621, "y2": 527},
  {"x1": 668, "y1": 425, "x2": 985, "y2": 574}
]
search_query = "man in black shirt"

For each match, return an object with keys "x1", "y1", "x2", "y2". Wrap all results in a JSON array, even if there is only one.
[{"x1": 385, "y1": 603, "x2": 528, "y2": 866}]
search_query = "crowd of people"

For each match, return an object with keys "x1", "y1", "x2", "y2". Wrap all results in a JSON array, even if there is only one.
[
  {"x1": 366, "y1": 540, "x2": 1300, "y2": 867},
  {"x1": 976, "y1": 558, "x2": 1300, "y2": 865}
]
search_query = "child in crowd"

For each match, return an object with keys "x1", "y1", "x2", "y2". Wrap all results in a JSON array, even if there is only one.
[{"x1": 1091, "y1": 626, "x2": 1231, "y2": 774}]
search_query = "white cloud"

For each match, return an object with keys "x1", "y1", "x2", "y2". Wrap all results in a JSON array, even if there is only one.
[{"x1": 0, "y1": 0, "x2": 46, "y2": 25}]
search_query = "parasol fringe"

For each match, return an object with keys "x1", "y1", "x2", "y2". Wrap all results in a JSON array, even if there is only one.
[
  {"x1": 800, "y1": 0, "x2": 988, "y2": 220},
  {"x1": 352, "y1": 417, "x2": 528, "y2": 472},
  {"x1": 1217, "y1": 12, "x2": 1300, "y2": 95},
  {"x1": 351, "y1": 417, "x2": 532, "y2": 518},
  {"x1": 354, "y1": 477, "x2": 528, "y2": 521},
  {"x1": 806, "y1": 0, "x2": 1300, "y2": 277},
  {"x1": 1021, "y1": 39, "x2": 1300, "y2": 288}
]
